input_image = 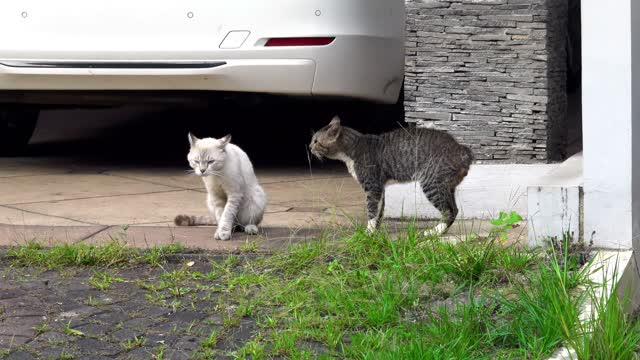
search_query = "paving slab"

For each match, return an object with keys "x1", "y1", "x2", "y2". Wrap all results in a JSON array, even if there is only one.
[
  {"x1": 263, "y1": 177, "x2": 363, "y2": 209},
  {"x1": 0, "y1": 206, "x2": 88, "y2": 226},
  {"x1": 103, "y1": 169, "x2": 203, "y2": 190},
  {"x1": 15, "y1": 190, "x2": 292, "y2": 227},
  {"x1": 0, "y1": 157, "x2": 119, "y2": 177},
  {"x1": 0, "y1": 174, "x2": 176, "y2": 206},
  {"x1": 0, "y1": 158, "x2": 69, "y2": 178},
  {"x1": 256, "y1": 167, "x2": 350, "y2": 184},
  {"x1": 264, "y1": 209, "x2": 361, "y2": 227},
  {"x1": 0, "y1": 224, "x2": 107, "y2": 245}
]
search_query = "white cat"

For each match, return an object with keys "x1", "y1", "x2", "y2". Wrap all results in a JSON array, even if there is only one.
[{"x1": 174, "y1": 133, "x2": 267, "y2": 241}]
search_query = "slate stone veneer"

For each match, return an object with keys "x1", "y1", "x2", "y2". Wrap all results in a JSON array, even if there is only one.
[{"x1": 404, "y1": 0, "x2": 568, "y2": 163}]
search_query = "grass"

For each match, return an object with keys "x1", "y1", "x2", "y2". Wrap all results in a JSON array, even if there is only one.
[
  {"x1": 5, "y1": 215, "x2": 638, "y2": 358},
  {"x1": 169, "y1": 221, "x2": 593, "y2": 359},
  {"x1": 143, "y1": 243, "x2": 185, "y2": 266},
  {"x1": 5, "y1": 240, "x2": 185, "y2": 269},
  {"x1": 495, "y1": 246, "x2": 590, "y2": 357},
  {"x1": 566, "y1": 256, "x2": 640, "y2": 360}
]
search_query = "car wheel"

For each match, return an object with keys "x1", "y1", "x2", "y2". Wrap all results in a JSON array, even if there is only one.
[{"x1": 0, "y1": 107, "x2": 39, "y2": 156}]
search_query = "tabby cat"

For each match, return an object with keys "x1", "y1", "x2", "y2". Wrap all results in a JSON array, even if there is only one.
[{"x1": 310, "y1": 116, "x2": 472, "y2": 235}]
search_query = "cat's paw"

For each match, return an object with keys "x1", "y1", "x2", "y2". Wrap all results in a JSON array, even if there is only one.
[
  {"x1": 244, "y1": 225, "x2": 259, "y2": 235},
  {"x1": 214, "y1": 229, "x2": 232, "y2": 241},
  {"x1": 366, "y1": 219, "x2": 377, "y2": 234},
  {"x1": 423, "y1": 223, "x2": 448, "y2": 237}
]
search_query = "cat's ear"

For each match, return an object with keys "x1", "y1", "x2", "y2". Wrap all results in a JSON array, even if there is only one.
[
  {"x1": 326, "y1": 116, "x2": 342, "y2": 139},
  {"x1": 218, "y1": 134, "x2": 232, "y2": 148},
  {"x1": 188, "y1": 132, "x2": 199, "y2": 147},
  {"x1": 329, "y1": 115, "x2": 341, "y2": 127}
]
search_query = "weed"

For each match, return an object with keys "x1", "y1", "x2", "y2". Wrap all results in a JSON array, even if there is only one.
[
  {"x1": 234, "y1": 338, "x2": 266, "y2": 359},
  {"x1": 34, "y1": 322, "x2": 49, "y2": 335},
  {"x1": 153, "y1": 345, "x2": 166, "y2": 360},
  {"x1": 143, "y1": 244, "x2": 185, "y2": 266},
  {"x1": 201, "y1": 329, "x2": 220, "y2": 349},
  {"x1": 63, "y1": 321, "x2": 84, "y2": 337},
  {"x1": 185, "y1": 321, "x2": 198, "y2": 336},
  {"x1": 223, "y1": 313, "x2": 241, "y2": 329},
  {"x1": 169, "y1": 299, "x2": 182, "y2": 313},
  {"x1": 145, "y1": 292, "x2": 167, "y2": 306},
  {"x1": 121, "y1": 336, "x2": 146, "y2": 350},
  {"x1": 89, "y1": 270, "x2": 124, "y2": 291},
  {"x1": 239, "y1": 240, "x2": 259, "y2": 253},
  {"x1": 59, "y1": 350, "x2": 74, "y2": 360},
  {"x1": 159, "y1": 268, "x2": 190, "y2": 296},
  {"x1": 489, "y1": 210, "x2": 523, "y2": 240},
  {"x1": 224, "y1": 255, "x2": 240, "y2": 268}
]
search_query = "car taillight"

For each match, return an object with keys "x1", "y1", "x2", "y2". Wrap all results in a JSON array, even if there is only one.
[{"x1": 264, "y1": 37, "x2": 335, "y2": 47}]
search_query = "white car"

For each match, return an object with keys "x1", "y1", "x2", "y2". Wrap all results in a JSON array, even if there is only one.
[{"x1": 0, "y1": 0, "x2": 405, "y2": 154}]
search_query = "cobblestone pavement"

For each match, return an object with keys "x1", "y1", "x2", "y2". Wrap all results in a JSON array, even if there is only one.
[{"x1": 0, "y1": 254, "x2": 259, "y2": 359}]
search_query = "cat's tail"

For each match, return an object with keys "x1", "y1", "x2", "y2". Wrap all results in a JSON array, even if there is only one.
[{"x1": 174, "y1": 214, "x2": 215, "y2": 226}]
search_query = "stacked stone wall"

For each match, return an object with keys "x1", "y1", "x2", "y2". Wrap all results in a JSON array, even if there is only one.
[{"x1": 405, "y1": 0, "x2": 568, "y2": 163}]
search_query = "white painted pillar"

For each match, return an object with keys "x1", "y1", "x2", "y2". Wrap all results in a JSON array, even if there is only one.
[
  {"x1": 632, "y1": 1, "x2": 640, "y2": 254},
  {"x1": 582, "y1": 0, "x2": 637, "y2": 249}
]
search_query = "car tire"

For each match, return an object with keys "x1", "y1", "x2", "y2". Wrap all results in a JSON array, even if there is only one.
[{"x1": 0, "y1": 107, "x2": 39, "y2": 156}]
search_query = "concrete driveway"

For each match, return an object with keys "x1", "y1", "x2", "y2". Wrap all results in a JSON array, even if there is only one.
[
  {"x1": 0, "y1": 156, "x2": 366, "y2": 251},
  {"x1": 0, "y1": 106, "x2": 372, "y2": 251},
  {"x1": 0, "y1": 106, "x2": 506, "y2": 251}
]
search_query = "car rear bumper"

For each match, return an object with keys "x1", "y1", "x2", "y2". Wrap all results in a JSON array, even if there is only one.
[
  {"x1": 0, "y1": 58, "x2": 317, "y2": 95},
  {"x1": 0, "y1": 36, "x2": 403, "y2": 104}
]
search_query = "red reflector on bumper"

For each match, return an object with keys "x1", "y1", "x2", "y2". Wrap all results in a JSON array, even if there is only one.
[{"x1": 265, "y1": 37, "x2": 335, "y2": 47}]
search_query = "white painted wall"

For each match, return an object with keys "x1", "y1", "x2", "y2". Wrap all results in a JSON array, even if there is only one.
[
  {"x1": 527, "y1": 153, "x2": 583, "y2": 247},
  {"x1": 385, "y1": 164, "x2": 556, "y2": 220},
  {"x1": 582, "y1": 0, "x2": 634, "y2": 249}
]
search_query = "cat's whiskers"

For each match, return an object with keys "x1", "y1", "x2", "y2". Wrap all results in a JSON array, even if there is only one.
[
  {"x1": 204, "y1": 171, "x2": 224, "y2": 178},
  {"x1": 305, "y1": 145, "x2": 314, "y2": 178}
]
